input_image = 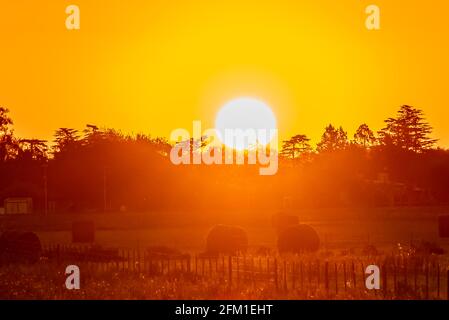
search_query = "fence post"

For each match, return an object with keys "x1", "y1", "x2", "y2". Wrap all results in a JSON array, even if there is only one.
[
  {"x1": 343, "y1": 262, "x2": 347, "y2": 291},
  {"x1": 215, "y1": 258, "x2": 218, "y2": 275},
  {"x1": 228, "y1": 256, "x2": 232, "y2": 288},
  {"x1": 132, "y1": 250, "x2": 136, "y2": 272},
  {"x1": 138, "y1": 250, "x2": 141, "y2": 273},
  {"x1": 146, "y1": 252, "x2": 149, "y2": 273},
  {"x1": 437, "y1": 264, "x2": 440, "y2": 299},
  {"x1": 274, "y1": 258, "x2": 278, "y2": 291},
  {"x1": 292, "y1": 262, "x2": 296, "y2": 290},
  {"x1": 284, "y1": 260, "x2": 287, "y2": 291},
  {"x1": 195, "y1": 256, "x2": 198, "y2": 276},
  {"x1": 160, "y1": 259, "x2": 164, "y2": 275},
  {"x1": 236, "y1": 256, "x2": 240, "y2": 286},
  {"x1": 404, "y1": 260, "x2": 408, "y2": 287},
  {"x1": 116, "y1": 251, "x2": 119, "y2": 271},
  {"x1": 167, "y1": 258, "x2": 170, "y2": 275},
  {"x1": 159, "y1": 258, "x2": 163, "y2": 275},
  {"x1": 209, "y1": 258, "x2": 212, "y2": 276},
  {"x1": 425, "y1": 262, "x2": 429, "y2": 300},
  {"x1": 352, "y1": 261, "x2": 356, "y2": 289},
  {"x1": 267, "y1": 258, "x2": 270, "y2": 278},
  {"x1": 56, "y1": 244, "x2": 60, "y2": 265},
  {"x1": 222, "y1": 256, "x2": 225, "y2": 277},
  {"x1": 393, "y1": 263, "x2": 397, "y2": 297},
  {"x1": 414, "y1": 261, "x2": 417, "y2": 293},
  {"x1": 446, "y1": 268, "x2": 449, "y2": 301},
  {"x1": 308, "y1": 262, "x2": 312, "y2": 288},
  {"x1": 335, "y1": 263, "x2": 338, "y2": 296},
  {"x1": 252, "y1": 258, "x2": 256, "y2": 288},
  {"x1": 324, "y1": 261, "x2": 329, "y2": 297},
  {"x1": 202, "y1": 258, "x2": 205, "y2": 277}
]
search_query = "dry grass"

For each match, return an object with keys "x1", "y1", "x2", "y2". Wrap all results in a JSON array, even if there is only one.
[
  {"x1": 1, "y1": 249, "x2": 448, "y2": 300},
  {"x1": 1, "y1": 206, "x2": 449, "y2": 299}
]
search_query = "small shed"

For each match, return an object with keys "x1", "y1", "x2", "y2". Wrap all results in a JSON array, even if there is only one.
[{"x1": 4, "y1": 198, "x2": 33, "y2": 215}]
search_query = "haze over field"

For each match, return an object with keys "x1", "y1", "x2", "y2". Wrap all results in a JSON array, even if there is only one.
[
  {"x1": 1, "y1": 0, "x2": 449, "y2": 301},
  {"x1": 1, "y1": 0, "x2": 449, "y2": 147}
]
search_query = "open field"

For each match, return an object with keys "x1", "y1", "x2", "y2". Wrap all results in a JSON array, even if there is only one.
[
  {"x1": 2, "y1": 206, "x2": 449, "y2": 300},
  {"x1": 1, "y1": 206, "x2": 448, "y2": 253},
  {"x1": 1, "y1": 245, "x2": 449, "y2": 299}
]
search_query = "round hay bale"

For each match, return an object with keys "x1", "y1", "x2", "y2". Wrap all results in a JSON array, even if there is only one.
[
  {"x1": 272, "y1": 212, "x2": 299, "y2": 234},
  {"x1": 206, "y1": 225, "x2": 248, "y2": 255},
  {"x1": 0, "y1": 231, "x2": 42, "y2": 264},
  {"x1": 0, "y1": 231, "x2": 21, "y2": 255},
  {"x1": 277, "y1": 224, "x2": 320, "y2": 254}
]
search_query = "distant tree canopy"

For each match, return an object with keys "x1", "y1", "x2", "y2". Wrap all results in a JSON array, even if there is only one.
[
  {"x1": 353, "y1": 123, "x2": 376, "y2": 147},
  {"x1": 1, "y1": 104, "x2": 449, "y2": 212},
  {"x1": 52, "y1": 128, "x2": 80, "y2": 155},
  {"x1": 0, "y1": 107, "x2": 16, "y2": 162},
  {"x1": 316, "y1": 124, "x2": 348, "y2": 153},
  {"x1": 280, "y1": 134, "x2": 311, "y2": 160},
  {"x1": 0, "y1": 107, "x2": 13, "y2": 131},
  {"x1": 378, "y1": 105, "x2": 437, "y2": 152},
  {"x1": 18, "y1": 139, "x2": 48, "y2": 161}
]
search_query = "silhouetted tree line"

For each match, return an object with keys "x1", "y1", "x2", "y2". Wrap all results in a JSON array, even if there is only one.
[{"x1": 0, "y1": 105, "x2": 448, "y2": 213}]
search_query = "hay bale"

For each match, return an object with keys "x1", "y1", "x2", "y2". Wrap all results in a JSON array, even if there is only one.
[
  {"x1": 272, "y1": 212, "x2": 299, "y2": 233},
  {"x1": 277, "y1": 224, "x2": 320, "y2": 254},
  {"x1": 72, "y1": 220, "x2": 95, "y2": 243},
  {"x1": 0, "y1": 231, "x2": 42, "y2": 263},
  {"x1": 206, "y1": 225, "x2": 248, "y2": 255}
]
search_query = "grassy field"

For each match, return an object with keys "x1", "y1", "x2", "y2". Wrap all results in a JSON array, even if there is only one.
[{"x1": 1, "y1": 206, "x2": 449, "y2": 300}]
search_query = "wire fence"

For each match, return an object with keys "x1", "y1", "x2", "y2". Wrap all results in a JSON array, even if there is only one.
[{"x1": 37, "y1": 244, "x2": 449, "y2": 300}]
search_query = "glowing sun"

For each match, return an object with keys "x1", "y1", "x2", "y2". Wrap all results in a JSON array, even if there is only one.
[{"x1": 215, "y1": 97, "x2": 277, "y2": 150}]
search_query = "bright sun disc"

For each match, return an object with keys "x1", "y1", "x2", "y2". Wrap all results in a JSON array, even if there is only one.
[{"x1": 215, "y1": 98, "x2": 277, "y2": 150}]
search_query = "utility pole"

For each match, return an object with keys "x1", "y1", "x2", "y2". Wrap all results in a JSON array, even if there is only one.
[
  {"x1": 103, "y1": 166, "x2": 107, "y2": 213},
  {"x1": 43, "y1": 163, "x2": 48, "y2": 216}
]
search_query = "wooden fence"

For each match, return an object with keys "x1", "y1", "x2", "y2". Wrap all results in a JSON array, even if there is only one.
[{"x1": 41, "y1": 244, "x2": 449, "y2": 299}]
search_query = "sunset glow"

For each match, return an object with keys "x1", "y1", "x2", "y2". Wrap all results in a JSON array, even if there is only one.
[
  {"x1": 2, "y1": 0, "x2": 449, "y2": 304},
  {"x1": 1, "y1": 0, "x2": 449, "y2": 146}
]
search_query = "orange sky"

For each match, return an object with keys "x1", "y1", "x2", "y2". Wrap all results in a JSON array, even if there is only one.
[{"x1": 1, "y1": 0, "x2": 449, "y2": 147}]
